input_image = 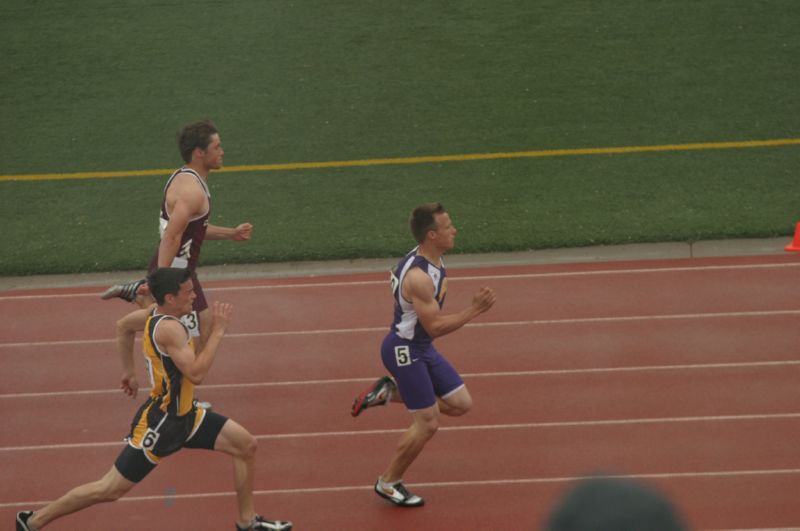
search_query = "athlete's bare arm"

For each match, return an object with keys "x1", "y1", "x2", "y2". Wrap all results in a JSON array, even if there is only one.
[
  {"x1": 116, "y1": 306, "x2": 154, "y2": 398},
  {"x1": 158, "y1": 302, "x2": 234, "y2": 384},
  {"x1": 403, "y1": 268, "x2": 495, "y2": 339},
  {"x1": 206, "y1": 222, "x2": 253, "y2": 241}
]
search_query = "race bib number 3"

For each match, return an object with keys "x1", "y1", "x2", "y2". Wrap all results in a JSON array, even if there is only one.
[
  {"x1": 180, "y1": 311, "x2": 200, "y2": 337},
  {"x1": 394, "y1": 345, "x2": 411, "y2": 367}
]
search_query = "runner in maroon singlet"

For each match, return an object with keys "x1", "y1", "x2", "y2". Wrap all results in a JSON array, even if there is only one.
[
  {"x1": 145, "y1": 165, "x2": 213, "y2": 341},
  {"x1": 101, "y1": 120, "x2": 252, "y2": 350}
]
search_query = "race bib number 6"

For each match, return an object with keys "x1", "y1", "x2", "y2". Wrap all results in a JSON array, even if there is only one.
[
  {"x1": 141, "y1": 428, "x2": 161, "y2": 450},
  {"x1": 394, "y1": 345, "x2": 411, "y2": 367}
]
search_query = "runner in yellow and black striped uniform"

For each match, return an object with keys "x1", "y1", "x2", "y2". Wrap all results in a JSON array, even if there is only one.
[
  {"x1": 16, "y1": 268, "x2": 292, "y2": 531},
  {"x1": 118, "y1": 310, "x2": 217, "y2": 474}
]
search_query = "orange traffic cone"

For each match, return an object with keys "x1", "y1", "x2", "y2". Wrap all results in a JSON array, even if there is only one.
[{"x1": 785, "y1": 222, "x2": 800, "y2": 252}]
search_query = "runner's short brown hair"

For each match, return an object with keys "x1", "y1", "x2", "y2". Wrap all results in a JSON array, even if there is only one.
[
  {"x1": 178, "y1": 120, "x2": 218, "y2": 163},
  {"x1": 409, "y1": 203, "x2": 446, "y2": 243}
]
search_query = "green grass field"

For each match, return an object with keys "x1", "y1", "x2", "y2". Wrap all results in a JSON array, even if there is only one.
[{"x1": 2, "y1": 1, "x2": 799, "y2": 276}]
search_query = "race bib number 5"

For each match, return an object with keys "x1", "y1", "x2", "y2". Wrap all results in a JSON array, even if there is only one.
[{"x1": 394, "y1": 345, "x2": 412, "y2": 367}]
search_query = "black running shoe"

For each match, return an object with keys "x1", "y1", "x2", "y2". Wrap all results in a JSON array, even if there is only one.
[
  {"x1": 351, "y1": 376, "x2": 396, "y2": 417},
  {"x1": 16, "y1": 511, "x2": 34, "y2": 531},
  {"x1": 236, "y1": 515, "x2": 293, "y2": 530},
  {"x1": 100, "y1": 278, "x2": 146, "y2": 302},
  {"x1": 374, "y1": 479, "x2": 425, "y2": 507}
]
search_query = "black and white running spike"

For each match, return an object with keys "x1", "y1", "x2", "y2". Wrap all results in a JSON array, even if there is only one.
[
  {"x1": 236, "y1": 515, "x2": 293, "y2": 531},
  {"x1": 100, "y1": 278, "x2": 146, "y2": 302},
  {"x1": 16, "y1": 511, "x2": 35, "y2": 531}
]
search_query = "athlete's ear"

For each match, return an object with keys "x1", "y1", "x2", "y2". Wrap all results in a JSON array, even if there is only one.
[{"x1": 163, "y1": 293, "x2": 176, "y2": 306}]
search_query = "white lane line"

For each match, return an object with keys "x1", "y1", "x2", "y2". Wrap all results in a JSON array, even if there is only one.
[
  {"x1": 2, "y1": 309, "x2": 799, "y2": 350},
  {"x1": 703, "y1": 528, "x2": 800, "y2": 531},
  {"x1": 2, "y1": 360, "x2": 798, "y2": 400},
  {"x1": 1, "y1": 262, "x2": 798, "y2": 301},
  {"x1": 2, "y1": 412, "x2": 798, "y2": 452},
  {"x1": 0, "y1": 338, "x2": 115, "y2": 349},
  {"x1": 2, "y1": 467, "x2": 799, "y2": 509}
]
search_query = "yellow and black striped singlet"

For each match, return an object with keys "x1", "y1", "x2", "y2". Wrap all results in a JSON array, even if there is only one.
[
  {"x1": 124, "y1": 313, "x2": 206, "y2": 464},
  {"x1": 142, "y1": 313, "x2": 196, "y2": 416}
]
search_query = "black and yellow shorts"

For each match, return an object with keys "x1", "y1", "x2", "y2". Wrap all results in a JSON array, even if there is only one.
[{"x1": 114, "y1": 400, "x2": 228, "y2": 483}]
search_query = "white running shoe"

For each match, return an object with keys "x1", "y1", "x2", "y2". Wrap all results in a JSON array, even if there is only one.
[{"x1": 374, "y1": 478, "x2": 425, "y2": 507}]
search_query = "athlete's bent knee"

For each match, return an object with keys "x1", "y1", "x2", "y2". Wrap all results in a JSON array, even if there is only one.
[
  {"x1": 453, "y1": 394, "x2": 473, "y2": 416},
  {"x1": 442, "y1": 392, "x2": 472, "y2": 417},
  {"x1": 237, "y1": 432, "x2": 257, "y2": 460}
]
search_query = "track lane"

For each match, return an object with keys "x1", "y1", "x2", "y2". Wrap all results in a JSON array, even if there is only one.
[
  {"x1": 2, "y1": 256, "x2": 799, "y2": 343},
  {"x1": 2, "y1": 364, "x2": 797, "y2": 447},
  {"x1": 3, "y1": 312, "x2": 799, "y2": 395},
  {"x1": 2, "y1": 420, "x2": 798, "y2": 529}
]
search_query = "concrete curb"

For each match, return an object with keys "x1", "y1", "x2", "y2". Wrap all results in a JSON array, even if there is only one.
[{"x1": 0, "y1": 237, "x2": 792, "y2": 292}]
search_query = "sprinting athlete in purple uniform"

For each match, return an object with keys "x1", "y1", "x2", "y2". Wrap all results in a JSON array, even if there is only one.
[{"x1": 350, "y1": 202, "x2": 496, "y2": 507}]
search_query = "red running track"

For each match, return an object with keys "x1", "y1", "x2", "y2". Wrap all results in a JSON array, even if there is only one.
[{"x1": 1, "y1": 254, "x2": 799, "y2": 530}]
